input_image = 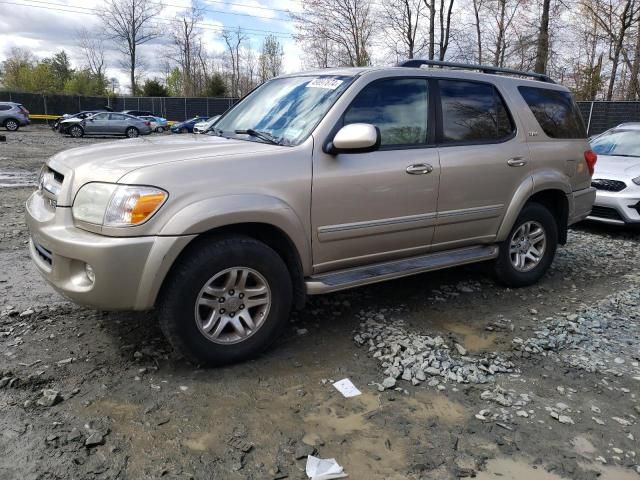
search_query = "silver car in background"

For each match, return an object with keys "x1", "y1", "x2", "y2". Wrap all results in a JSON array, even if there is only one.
[
  {"x1": 193, "y1": 115, "x2": 221, "y2": 134},
  {"x1": 59, "y1": 112, "x2": 152, "y2": 138},
  {"x1": 0, "y1": 101, "x2": 31, "y2": 131},
  {"x1": 588, "y1": 123, "x2": 640, "y2": 225}
]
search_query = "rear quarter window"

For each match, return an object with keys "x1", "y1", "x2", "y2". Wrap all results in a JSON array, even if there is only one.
[
  {"x1": 0, "y1": 105, "x2": 11, "y2": 111},
  {"x1": 518, "y1": 86, "x2": 586, "y2": 139}
]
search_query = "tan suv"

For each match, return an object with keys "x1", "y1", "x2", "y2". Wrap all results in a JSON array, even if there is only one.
[{"x1": 26, "y1": 60, "x2": 597, "y2": 365}]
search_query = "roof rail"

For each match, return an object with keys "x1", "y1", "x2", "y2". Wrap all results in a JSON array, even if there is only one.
[{"x1": 397, "y1": 59, "x2": 555, "y2": 83}]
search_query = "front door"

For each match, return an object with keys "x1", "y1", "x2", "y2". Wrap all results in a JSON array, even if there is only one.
[
  {"x1": 433, "y1": 79, "x2": 531, "y2": 250},
  {"x1": 86, "y1": 112, "x2": 110, "y2": 134},
  {"x1": 311, "y1": 77, "x2": 440, "y2": 273}
]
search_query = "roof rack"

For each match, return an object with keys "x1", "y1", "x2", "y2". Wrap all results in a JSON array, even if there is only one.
[{"x1": 397, "y1": 59, "x2": 555, "y2": 83}]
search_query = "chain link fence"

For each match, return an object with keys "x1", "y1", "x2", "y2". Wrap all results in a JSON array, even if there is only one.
[
  {"x1": 2, "y1": 91, "x2": 640, "y2": 134},
  {"x1": 0, "y1": 91, "x2": 239, "y2": 122}
]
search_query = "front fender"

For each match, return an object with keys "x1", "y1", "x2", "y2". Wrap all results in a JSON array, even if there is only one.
[{"x1": 158, "y1": 194, "x2": 312, "y2": 272}]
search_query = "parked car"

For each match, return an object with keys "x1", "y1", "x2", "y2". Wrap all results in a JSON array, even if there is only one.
[
  {"x1": 171, "y1": 116, "x2": 208, "y2": 133},
  {"x1": 0, "y1": 102, "x2": 30, "y2": 131},
  {"x1": 52, "y1": 111, "x2": 104, "y2": 132},
  {"x1": 588, "y1": 122, "x2": 640, "y2": 225},
  {"x1": 26, "y1": 60, "x2": 596, "y2": 366},
  {"x1": 193, "y1": 115, "x2": 221, "y2": 134},
  {"x1": 59, "y1": 112, "x2": 152, "y2": 138},
  {"x1": 139, "y1": 115, "x2": 169, "y2": 133},
  {"x1": 122, "y1": 110, "x2": 155, "y2": 118}
]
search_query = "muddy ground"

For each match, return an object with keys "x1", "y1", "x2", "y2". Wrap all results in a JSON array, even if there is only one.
[{"x1": 1, "y1": 127, "x2": 639, "y2": 480}]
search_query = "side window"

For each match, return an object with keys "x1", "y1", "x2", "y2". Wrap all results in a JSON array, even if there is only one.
[
  {"x1": 0, "y1": 105, "x2": 10, "y2": 111},
  {"x1": 439, "y1": 80, "x2": 515, "y2": 143},
  {"x1": 93, "y1": 113, "x2": 109, "y2": 120},
  {"x1": 344, "y1": 78, "x2": 428, "y2": 146},
  {"x1": 109, "y1": 113, "x2": 125, "y2": 121},
  {"x1": 518, "y1": 86, "x2": 586, "y2": 139}
]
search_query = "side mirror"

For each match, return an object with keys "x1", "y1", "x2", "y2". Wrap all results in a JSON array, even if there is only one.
[{"x1": 325, "y1": 123, "x2": 380, "y2": 154}]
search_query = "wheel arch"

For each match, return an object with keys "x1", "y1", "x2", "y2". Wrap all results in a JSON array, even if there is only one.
[{"x1": 497, "y1": 175, "x2": 570, "y2": 244}]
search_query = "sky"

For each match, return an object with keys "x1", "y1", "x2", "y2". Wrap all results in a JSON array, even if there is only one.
[{"x1": 0, "y1": 0, "x2": 305, "y2": 92}]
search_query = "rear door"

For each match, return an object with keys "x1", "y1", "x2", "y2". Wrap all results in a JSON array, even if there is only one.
[
  {"x1": 108, "y1": 113, "x2": 127, "y2": 134},
  {"x1": 433, "y1": 79, "x2": 531, "y2": 250}
]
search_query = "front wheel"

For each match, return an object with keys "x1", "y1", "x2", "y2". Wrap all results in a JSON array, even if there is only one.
[
  {"x1": 494, "y1": 202, "x2": 558, "y2": 288},
  {"x1": 156, "y1": 126, "x2": 164, "y2": 133},
  {"x1": 158, "y1": 235, "x2": 293, "y2": 366},
  {"x1": 125, "y1": 127, "x2": 139, "y2": 138},
  {"x1": 180, "y1": 127, "x2": 188, "y2": 134},
  {"x1": 69, "y1": 125, "x2": 84, "y2": 138}
]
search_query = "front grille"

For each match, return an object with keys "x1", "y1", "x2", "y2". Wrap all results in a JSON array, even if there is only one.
[
  {"x1": 33, "y1": 241, "x2": 53, "y2": 266},
  {"x1": 591, "y1": 179, "x2": 626, "y2": 192},
  {"x1": 590, "y1": 206, "x2": 623, "y2": 221}
]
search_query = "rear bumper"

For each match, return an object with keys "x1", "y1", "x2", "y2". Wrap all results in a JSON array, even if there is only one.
[{"x1": 568, "y1": 187, "x2": 596, "y2": 225}]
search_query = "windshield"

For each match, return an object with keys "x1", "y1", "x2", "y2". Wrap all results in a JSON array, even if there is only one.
[
  {"x1": 591, "y1": 129, "x2": 640, "y2": 158},
  {"x1": 214, "y1": 75, "x2": 353, "y2": 146}
]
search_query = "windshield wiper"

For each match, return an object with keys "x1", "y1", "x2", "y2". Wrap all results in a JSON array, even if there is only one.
[
  {"x1": 208, "y1": 127, "x2": 224, "y2": 136},
  {"x1": 234, "y1": 128, "x2": 281, "y2": 145}
]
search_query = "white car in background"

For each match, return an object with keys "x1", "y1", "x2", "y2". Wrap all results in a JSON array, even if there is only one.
[
  {"x1": 588, "y1": 122, "x2": 640, "y2": 225},
  {"x1": 193, "y1": 115, "x2": 220, "y2": 134}
]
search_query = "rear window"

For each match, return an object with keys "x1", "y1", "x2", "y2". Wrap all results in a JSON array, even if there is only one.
[
  {"x1": 518, "y1": 86, "x2": 586, "y2": 139},
  {"x1": 439, "y1": 80, "x2": 515, "y2": 144}
]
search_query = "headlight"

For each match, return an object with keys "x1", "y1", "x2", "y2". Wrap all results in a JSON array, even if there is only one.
[
  {"x1": 633, "y1": 176, "x2": 640, "y2": 185},
  {"x1": 73, "y1": 183, "x2": 167, "y2": 227}
]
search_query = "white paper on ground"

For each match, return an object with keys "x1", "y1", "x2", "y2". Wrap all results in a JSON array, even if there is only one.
[
  {"x1": 305, "y1": 455, "x2": 348, "y2": 480},
  {"x1": 332, "y1": 378, "x2": 361, "y2": 398}
]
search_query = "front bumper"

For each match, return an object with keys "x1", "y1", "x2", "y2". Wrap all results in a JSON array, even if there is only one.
[
  {"x1": 25, "y1": 191, "x2": 195, "y2": 310},
  {"x1": 588, "y1": 186, "x2": 640, "y2": 225}
]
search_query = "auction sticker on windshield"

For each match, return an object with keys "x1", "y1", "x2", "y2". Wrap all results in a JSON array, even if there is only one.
[{"x1": 306, "y1": 78, "x2": 344, "y2": 89}]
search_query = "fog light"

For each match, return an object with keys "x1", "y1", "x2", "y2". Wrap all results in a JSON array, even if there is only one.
[{"x1": 85, "y1": 264, "x2": 95, "y2": 283}]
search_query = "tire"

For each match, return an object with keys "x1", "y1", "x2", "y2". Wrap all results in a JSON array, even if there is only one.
[
  {"x1": 125, "y1": 127, "x2": 139, "y2": 138},
  {"x1": 180, "y1": 127, "x2": 188, "y2": 134},
  {"x1": 69, "y1": 125, "x2": 84, "y2": 138},
  {"x1": 159, "y1": 235, "x2": 293, "y2": 366},
  {"x1": 156, "y1": 126, "x2": 164, "y2": 133},
  {"x1": 4, "y1": 119, "x2": 19, "y2": 131},
  {"x1": 493, "y1": 202, "x2": 558, "y2": 288}
]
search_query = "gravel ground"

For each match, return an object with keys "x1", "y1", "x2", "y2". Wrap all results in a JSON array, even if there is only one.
[{"x1": 1, "y1": 126, "x2": 639, "y2": 480}]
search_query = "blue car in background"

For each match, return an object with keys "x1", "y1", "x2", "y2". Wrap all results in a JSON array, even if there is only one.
[{"x1": 170, "y1": 116, "x2": 208, "y2": 134}]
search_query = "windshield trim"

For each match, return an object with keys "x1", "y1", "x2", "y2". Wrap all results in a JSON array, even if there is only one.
[{"x1": 214, "y1": 74, "x2": 357, "y2": 147}]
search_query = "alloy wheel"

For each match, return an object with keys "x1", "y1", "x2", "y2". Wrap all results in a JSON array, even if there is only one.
[
  {"x1": 194, "y1": 267, "x2": 271, "y2": 345},
  {"x1": 509, "y1": 220, "x2": 546, "y2": 272},
  {"x1": 5, "y1": 120, "x2": 18, "y2": 131}
]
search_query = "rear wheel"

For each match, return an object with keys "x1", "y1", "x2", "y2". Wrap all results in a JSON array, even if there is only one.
[
  {"x1": 4, "y1": 119, "x2": 19, "y2": 131},
  {"x1": 126, "y1": 127, "x2": 139, "y2": 138},
  {"x1": 159, "y1": 235, "x2": 293, "y2": 366},
  {"x1": 69, "y1": 125, "x2": 84, "y2": 138},
  {"x1": 180, "y1": 127, "x2": 188, "y2": 134},
  {"x1": 156, "y1": 126, "x2": 164, "y2": 133},
  {"x1": 494, "y1": 202, "x2": 558, "y2": 287}
]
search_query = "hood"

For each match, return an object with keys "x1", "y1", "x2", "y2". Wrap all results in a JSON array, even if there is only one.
[
  {"x1": 60, "y1": 117, "x2": 82, "y2": 124},
  {"x1": 48, "y1": 134, "x2": 279, "y2": 206},
  {"x1": 593, "y1": 154, "x2": 640, "y2": 179}
]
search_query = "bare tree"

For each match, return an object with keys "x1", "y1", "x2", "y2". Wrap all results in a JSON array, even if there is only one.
[
  {"x1": 171, "y1": 3, "x2": 204, "y2": 96},
  {"x1": 473, "y1": 0, "x2": 486, "y2": 63},
  {"x1": 381, "y1": 0, "x2": 427, "y2": 60},
  {"x1": 222, "y1": 27, "x2": 247, "y2": 97},
  {"x1": 101, "y1": 0, "x2": 162, "y2": 94},
  {"x1": 292, "y1": 0, "x2": 375, "y2": 67},
  {"x1": 77, "y1": 28, "x2": 106, "y2": 81},
  {"x1": 534, "y1": 0, "x2": 552, "y2": 73},
  {"x1": 583, "y1": 0, "x2": 640, "y2": 99},
  {"x1": 258, "y1": 35, "x2": 284, "y2": 82},
  {"x1": 438, "y1": 0, "x2": 455, "y2": 59}
]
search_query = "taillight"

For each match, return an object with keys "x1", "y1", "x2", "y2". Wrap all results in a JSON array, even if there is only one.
[
  {"x1": 145, "y1": 121, "x2": 150, "y2": 126},
  {"x1": 584, "y1": 150, "x2": 597, "y2": 176}
]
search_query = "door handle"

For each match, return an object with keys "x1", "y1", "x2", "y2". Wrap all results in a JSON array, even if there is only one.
[
  {"x1": 406, "y1": 163, "x2": 433, "y2": 175},
  {"x1": 507, "y1": 157, "x2": 527, "y2": 167}
]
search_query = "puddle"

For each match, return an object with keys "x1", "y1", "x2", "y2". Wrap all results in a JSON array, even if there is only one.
[
  {"x1": 0, "y1": 168, "x2": 37, "y2": 187},
  {"x1": 476, "y1": 458, "x2": 565, "y2": 480},
  {"x1": 434, "y1": 318, "x2": 498, "y2": 352}
]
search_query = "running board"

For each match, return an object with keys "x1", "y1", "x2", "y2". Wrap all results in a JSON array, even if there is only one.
[{"x1": 305, "y1": 245, "x2": 499, "y2": 294}]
